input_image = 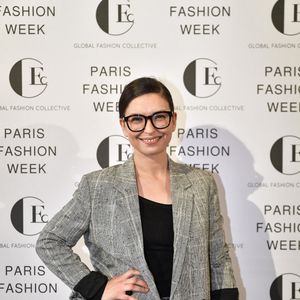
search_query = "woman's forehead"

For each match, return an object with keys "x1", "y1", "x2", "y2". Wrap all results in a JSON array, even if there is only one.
[{"x1": 125, "y1": 93, "x2": 170, "y2": 114}]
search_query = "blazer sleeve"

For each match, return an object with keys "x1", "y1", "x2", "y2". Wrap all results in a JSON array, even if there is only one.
[
  {"x1": 208, "y1": 173, "x2": 238, "y2": 294},
  {"x1": 36, "y1": 175, "x2": 101, "y2": 291}
]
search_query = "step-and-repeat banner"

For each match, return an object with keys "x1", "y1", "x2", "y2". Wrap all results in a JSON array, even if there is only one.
[{"x1": 0, "y1": 1, "x2": 299, "y2": 299}]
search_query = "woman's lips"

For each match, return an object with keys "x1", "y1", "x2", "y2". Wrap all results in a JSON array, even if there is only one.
[{"x1": 139, "y1": 136, "x2": 162, "y2": 144}]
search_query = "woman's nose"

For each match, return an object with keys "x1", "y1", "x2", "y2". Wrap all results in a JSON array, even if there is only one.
[{"x1": 143, "y1": 118, "x2": 156, "y2": 133}]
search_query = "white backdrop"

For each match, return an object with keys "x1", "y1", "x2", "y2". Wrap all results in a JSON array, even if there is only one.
[{"x1": 1, "y1": 1, "x2": 300, "y2": 299}]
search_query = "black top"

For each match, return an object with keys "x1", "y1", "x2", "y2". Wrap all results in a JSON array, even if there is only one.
[{"x1": 139, "y1": 196, "x2": 174, "y2": 298}]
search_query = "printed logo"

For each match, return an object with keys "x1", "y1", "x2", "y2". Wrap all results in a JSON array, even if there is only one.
[
  {"x1": 96, "y1": 0, "x2": 134, "y2": 35},
  {"x1": 183, "y1": 58, "x2": 221, "y2": 98},
  {"x1": 10, "y1": 196, "x2": 48, "y2": 236},
  {"x1": 9, "y1": 58, "x2": 48, "y2": 98},
  {"x1": 270, "y1": 135, "x2": 300, "y2": 175},
  {"x1": 271, "y1": 0, "x2": 300, "y2": 35},
  {"x1": 97, "y1": 135, "x2": 132, "y2": 168},
  {"x1": 270, "y1": 273, "x2": 300, "y2": 300}
]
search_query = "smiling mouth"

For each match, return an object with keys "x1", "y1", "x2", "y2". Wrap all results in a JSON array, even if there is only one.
[{"x1": 140, "y1": 136, "x2": 162, "y2": 144}]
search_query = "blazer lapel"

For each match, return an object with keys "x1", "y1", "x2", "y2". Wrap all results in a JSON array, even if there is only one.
[
  {"x1": 169, "y1": 159, "x2": 194, "y2": 299},
  {"x1": 113, "y1": 157, "x2": 161, "y2": 299}
]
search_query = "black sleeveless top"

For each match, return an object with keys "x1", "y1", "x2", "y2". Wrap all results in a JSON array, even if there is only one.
[{"x1": 139, "y1": 196, "x2": 174, "y2": 298}]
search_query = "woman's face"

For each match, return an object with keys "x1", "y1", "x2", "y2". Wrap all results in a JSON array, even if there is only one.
[{"x1": 120, "y1": 93, "x2": 177, "y2": 158}]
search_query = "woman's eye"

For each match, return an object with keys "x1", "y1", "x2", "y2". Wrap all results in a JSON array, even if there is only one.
[
  {"x1": 154, "y1": 113, "x2": 167, "y2": 120},
  {"x1": 130, "y1": 116, "x2": 143, "y2": 123}
]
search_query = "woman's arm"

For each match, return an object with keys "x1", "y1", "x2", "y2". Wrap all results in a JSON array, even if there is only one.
[
  {"x1": 36, "y1": 175, "x2": 107, "y2": 297},
  {"x1": 208, "y1": 174, "x2": 239, "y2": 299}
]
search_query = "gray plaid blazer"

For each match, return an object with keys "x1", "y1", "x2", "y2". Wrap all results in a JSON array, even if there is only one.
[{"x1": 36, "y1": 156, "x2": 237, "y2": 299}]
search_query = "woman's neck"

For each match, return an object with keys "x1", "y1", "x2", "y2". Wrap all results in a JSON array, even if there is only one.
[
  {"x1": 133, "y1": 152, "x2": 171, "y2": 204},
  {"x1": 133, "y1": 152, "x2": 169, "y2": 178}
]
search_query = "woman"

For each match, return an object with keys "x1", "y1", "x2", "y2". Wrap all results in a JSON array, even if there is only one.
[{"x1": 36, "y1": 77, "x2": 239, "y2": 300}]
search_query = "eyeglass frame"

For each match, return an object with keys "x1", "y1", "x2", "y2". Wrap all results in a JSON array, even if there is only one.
[{"x1": 123, "y1": 110, "x2": 174, "y2": 132}]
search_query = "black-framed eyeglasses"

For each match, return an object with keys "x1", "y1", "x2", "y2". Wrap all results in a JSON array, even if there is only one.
[{"x1": 123, "y1": 111, "x2": 173, "y2": 132}]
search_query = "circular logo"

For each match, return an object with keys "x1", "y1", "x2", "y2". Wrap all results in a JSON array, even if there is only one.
[
  {"x1": 183, "y1": 58, "x2": 221, "y2": 98},
  {"x1": 9, "y1": 58, "x2": 48, "y2": 98},
  {"x1": 271, "y1": 0, "x2": 300, "y2": 36},
  {"x1": 270, "y1": 273, "x2": 300, "y2": 299},
  {"x1": 270, "y1": 135, "x2": 300, "y2": 175},
  {"x1": 97, "y1": 135, "x2": 132, "y2": 168},
  {"x1": 11, "y1": 196, "x2": 48, "y2": 236},
  {"x1": 96, "y1": 0, "x2": 134, "y2": 36}
]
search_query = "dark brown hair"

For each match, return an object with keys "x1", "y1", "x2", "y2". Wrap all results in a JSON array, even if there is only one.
[{"x1": 119, "y1": 77, "x2": 174, "y2": 118}]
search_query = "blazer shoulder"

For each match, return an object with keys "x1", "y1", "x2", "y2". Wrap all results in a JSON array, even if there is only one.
[
  {"x1": 172, "y1": 160, "x2": 213, "y2": 179},
  {"x1": 81, "y1": 163, "x2": 125, "y2": 185},
  {"x1": 171, "y1": 160, "x2": 216, "y2": 192}
]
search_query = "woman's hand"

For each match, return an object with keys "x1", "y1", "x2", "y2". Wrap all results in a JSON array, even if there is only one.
[{"x1": 101, "y1": 269, "x2": 149, "y2": 300}]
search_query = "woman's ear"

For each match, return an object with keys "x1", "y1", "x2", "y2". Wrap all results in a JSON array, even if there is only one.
[
  {"x1": 119, "y1": 118, "x2": 127, "y2": 137},
  {"x1": 171, "y1": 112, "x2": 177, "y2": 132}
]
